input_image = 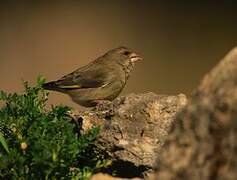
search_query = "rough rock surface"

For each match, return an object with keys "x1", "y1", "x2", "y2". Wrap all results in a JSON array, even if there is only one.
[
  {"x1": 154, "y1": 47, "x2": 237, "y2": 180},
  {"x1": 70, "y1": 93, "x2": 187, "y2": 176}
]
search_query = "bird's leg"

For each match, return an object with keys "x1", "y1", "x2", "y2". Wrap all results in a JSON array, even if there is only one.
[
  {"x1": 92, "y1": 100, "x2": 114, "y2": 119},
  {"x1": 94, "y1": 100, "x2": 112, "y2": 110}
]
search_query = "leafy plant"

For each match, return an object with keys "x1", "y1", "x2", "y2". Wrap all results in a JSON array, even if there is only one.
[{"x1": 0, "y1": 76, "x2": 107, "y2": 179}]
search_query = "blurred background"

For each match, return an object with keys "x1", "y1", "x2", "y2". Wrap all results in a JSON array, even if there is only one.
[{"x1": 1, "y1": 1, "x2": 237, "y2": 108}]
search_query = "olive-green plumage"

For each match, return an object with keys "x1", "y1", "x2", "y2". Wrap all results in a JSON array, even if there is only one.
[{"x1": 42, "y1": 47, "x2": 142, "y2": 107}]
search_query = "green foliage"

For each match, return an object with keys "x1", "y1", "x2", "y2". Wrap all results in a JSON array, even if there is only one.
[
  {"x1": 0, "y1": 132, "x2": 9, "y2": 154},
  {"x1": 0, "y1": 76, "x2": 107, "y2": 179}
]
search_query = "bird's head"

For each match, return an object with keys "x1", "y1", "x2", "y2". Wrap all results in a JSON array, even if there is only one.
[{"x1": 105, "y1": 46, "x2": 142, "y2": 67}]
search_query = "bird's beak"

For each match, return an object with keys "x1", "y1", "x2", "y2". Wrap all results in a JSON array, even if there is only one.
[{"x1": 129, "y1": 52, "x2": 143, "y2": 63}]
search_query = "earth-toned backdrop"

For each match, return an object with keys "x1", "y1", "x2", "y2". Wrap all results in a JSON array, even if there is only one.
[{"x1": 1, "y1": 1, "x2": 237, "y2": 108}]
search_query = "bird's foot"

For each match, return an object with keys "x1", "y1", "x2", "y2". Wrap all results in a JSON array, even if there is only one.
[
  {"x1": 94, "y1": 100, "x2": 113, "y2": 111},
  {"x1": 92, "y1": 100, "x2": 114, "y2": 119}
]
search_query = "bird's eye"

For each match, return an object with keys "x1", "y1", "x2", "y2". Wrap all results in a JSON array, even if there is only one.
[{"x1": 123, "y1": 51, "x2": 130, "y2": 56}]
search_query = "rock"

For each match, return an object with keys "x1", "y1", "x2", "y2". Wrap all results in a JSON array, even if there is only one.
[
  {"x1": 70, "y1": 93, "x2": 187, "y2": 177},
  {"x1": 155, "y1": 47, "x2": 237, "y2": 180},
  {"x1": 96, "y1": 93, "x2": 187, "y2": 168}
]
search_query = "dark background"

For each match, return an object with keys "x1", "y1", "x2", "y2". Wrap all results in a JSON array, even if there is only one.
[{"x1": 1, "y1": 1, "x2": 237, "y2": 108}]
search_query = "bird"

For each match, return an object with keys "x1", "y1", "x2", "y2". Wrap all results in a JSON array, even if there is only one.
[{"x1": 42, "y1": 47, "x2": 142, "y2": 107}]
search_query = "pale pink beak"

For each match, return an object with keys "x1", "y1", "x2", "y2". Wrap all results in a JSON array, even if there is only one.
[{"x1": 129, "y1": 52, "x2": 143, "y2": 63}]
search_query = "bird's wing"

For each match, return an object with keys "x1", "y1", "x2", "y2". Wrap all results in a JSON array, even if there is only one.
[{"x1": 54, "y1": 63, "x2": 110, "y2": 89}]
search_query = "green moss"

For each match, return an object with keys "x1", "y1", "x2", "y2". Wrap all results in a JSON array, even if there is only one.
[{"x1": 0, "y1": 76, "x2": 107, "y2": 179}]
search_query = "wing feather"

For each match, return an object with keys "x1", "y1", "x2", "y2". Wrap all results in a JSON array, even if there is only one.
[{"x1": 55, "y1": 63, "x2": 109, "y2": 89}]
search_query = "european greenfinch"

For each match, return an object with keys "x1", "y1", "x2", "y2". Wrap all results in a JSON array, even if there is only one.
[{"x1": 42, "y1": 47, "x2": 142, "y2": 107}]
